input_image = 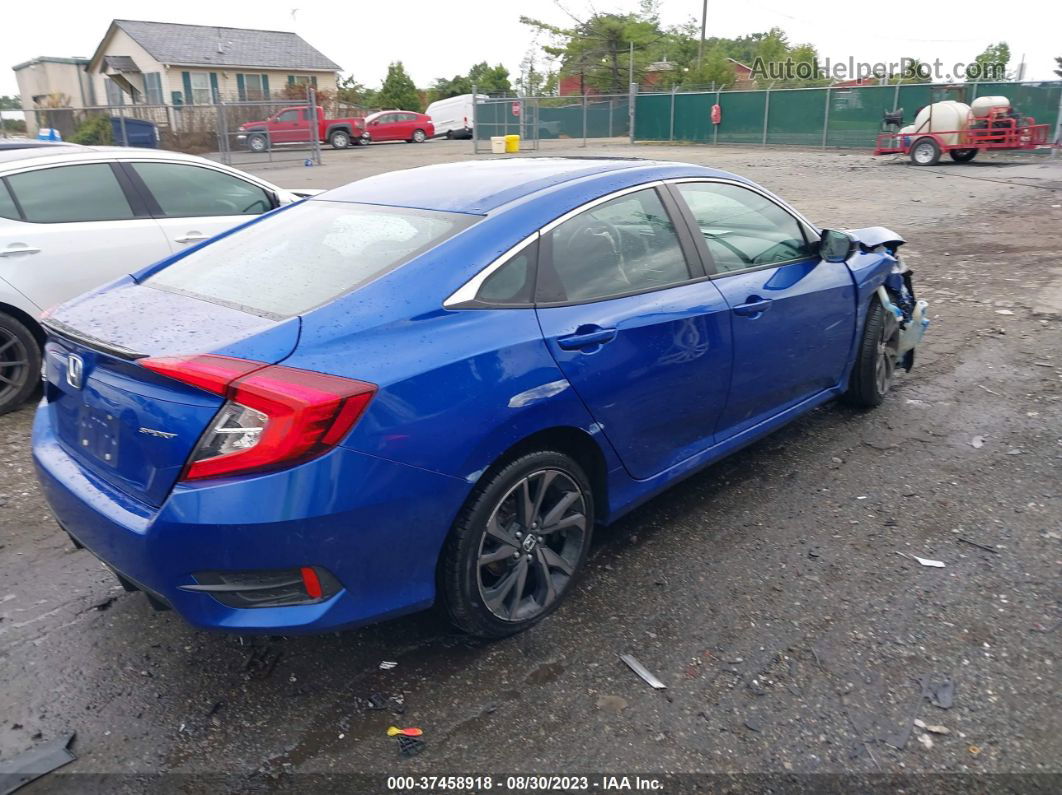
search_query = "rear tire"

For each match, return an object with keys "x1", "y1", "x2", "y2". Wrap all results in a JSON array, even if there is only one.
[
  {"x1": 0, "y1": 313, "x2": 41, "y2": 416},
  {"x1": 949, "y1": 148, "x2": 978, "y2": 162},
  {"x1": 909, "y1": 137, "x2": 940, "y2": 165},
  {"x1": 440, "y1": 451, "x2": 594, "y2": 638},
  {"x1": 842, "y1": 298, "x2": 899, "y2": 408},
  {"x1": 411, "y1": 129, "x2": 427, "y2": 143}
]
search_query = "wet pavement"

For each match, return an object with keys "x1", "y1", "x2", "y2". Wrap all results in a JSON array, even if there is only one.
[{"x1": 1, "y1": 142, "x2": 1060, "y2": 789}]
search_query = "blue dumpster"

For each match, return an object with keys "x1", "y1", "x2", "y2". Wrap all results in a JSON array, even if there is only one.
[{"x1": 110, "y1": 117, "x2": 160, "y2": 148}]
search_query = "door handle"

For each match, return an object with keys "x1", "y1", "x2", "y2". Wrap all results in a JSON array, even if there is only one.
[
  {"x1": 557, "y1": 326, "x2": 618, "y2": 350},
  {"x1": 732, "y1": 296, "x2": 773, "y2": 317},
  {"x1": 175, "y1": 233, "x2": 209, "y2": 244},
  {"x1": 0, "y1": 245, "x2": 41, "y2": 257}
]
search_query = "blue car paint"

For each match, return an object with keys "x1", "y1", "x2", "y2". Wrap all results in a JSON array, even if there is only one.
[{"x1": 33, "y1": 159, "x2": 916, "y2": 634}]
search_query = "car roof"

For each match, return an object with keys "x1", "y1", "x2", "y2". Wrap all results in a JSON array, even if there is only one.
[
  {"x1": 0, "y1": 146, "x2": 283, "y2": 187},
  {"x1": 317, "y1": 157, "x2": 726, "y2": 215}
]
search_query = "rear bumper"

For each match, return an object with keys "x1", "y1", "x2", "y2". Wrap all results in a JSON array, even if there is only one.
[{"x1": 32, "y1": 405, "x2": 470, "y2": 634}]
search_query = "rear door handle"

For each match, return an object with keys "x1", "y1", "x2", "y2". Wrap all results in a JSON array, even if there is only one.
[
  {"x1": 0, "y1": 245, "x2": 41, "y2": 257},
  {"x1": 732, "y1": 296, "x2": 773, "y2": 317},
  {"x1": 557, "y1": 326, "x2": 618, "y2": 350},
  {"x1": 175, "y1": 233, "x2": 210, "y2": 244}
]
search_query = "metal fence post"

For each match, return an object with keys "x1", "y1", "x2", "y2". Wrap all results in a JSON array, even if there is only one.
[
  {"x1": 582, "y1": 93, "x2": 588, "y2": 148},
  {"x1": 893, "y1": 79, "x2": 901, "y2": 111},
  {"x1": 308, "y1": 86, "x2": 321, "y2": 165},
  {"x1": 822, "y1": 86, "x2": 831, "y2": 148},
  {"x1": 628, "y1": 82, "x2": 637, "y2": 145},
  {"x1": 762, "y1": 86, "x2": 771, "y2": 145},
  {"x1": 216, "y1": 99, "x2": 229, "y2": 164},
  {"x1": 608, "y1": 98, "x2": 614, "y2": 138},
  {"x1": 118, "y1": 110, "x2": 128, "y2": 148},
  {"x1": 471, "y1": 83, "x2": 479, "y2": 153},
  {"x1": 669, "y1": 86, "x2": 676, "y2": 142},
  {"x1": 1052, "y1": 88, "x2": 1062, "y2": 160},
  {"x1": 714, "y1": 89, "x2": 720, "y2": 145}
]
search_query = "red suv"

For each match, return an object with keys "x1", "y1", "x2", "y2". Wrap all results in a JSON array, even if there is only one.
[{"x1": 363, "y1": 110, "x2": 435, "y2": 144}]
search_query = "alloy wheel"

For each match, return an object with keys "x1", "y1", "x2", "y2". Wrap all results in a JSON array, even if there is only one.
[
  {"x1": 476, "y1": 469, "x2": 588, "y2": 622},
  {"x1": 0, "y1": 327, "x2": 30, "y2": 404},
  {"x1": 875, "y1": 320, "x2": 899, "y2": 395}
]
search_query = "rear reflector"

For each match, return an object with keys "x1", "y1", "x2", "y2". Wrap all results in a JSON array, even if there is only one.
[{"x1": 140, "y1": 355, "x2": 376, "y2": 480}]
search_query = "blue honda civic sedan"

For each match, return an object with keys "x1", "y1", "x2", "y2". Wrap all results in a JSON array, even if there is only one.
[{"x1": 32, "y1": 158, "x2": 928, "y2": 637}]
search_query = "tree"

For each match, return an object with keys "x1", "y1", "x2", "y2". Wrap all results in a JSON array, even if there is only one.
[
  {"x1": 1054, "y1": 56, "x2": 1062, "y2": 78},
  {"x1": 337, "y1": 76, "x2": 377, "y2": 108},
  {"x1": 427, "y1": 75, "x2": 472, "y2": 104},
  {"x1": 521, "y1": 11, "x2": 662, "y2": 94},
  {"x1": 896, "y1": 57, "x2": 932, "y2": 84},
  {"x1": 969, "y1": 42, "x2": 1010, "y2": 81},
  {"x1": 467, "y1": 62, "x2": 512, "y2": 95},
  {"x1": 377, "y1": 62, "x2": 422, "y2": 111},
  {"x1": 0, "y1": 95, "x2": 21, "y2": 110}
]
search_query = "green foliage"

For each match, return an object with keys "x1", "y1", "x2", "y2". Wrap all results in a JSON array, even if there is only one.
[
  {"x1": 970, "y1": 42, "x2": 1011, "y2": 81},
  {"x1": 1053, "y1": 55, "x2": 1061, "y2": 79},
  {"x1": 337, "y1": 75, "x2": 377, "y2": 108},
  {"x1": 377, "y1": 62, "x2": 422, "y2": 111},
  {"x1": 428, "y1": 74, "x2": 472, "y2": 103},
  {"x1": 521, "y1": 11, "x2": 661, "y2": 93},
  {"x1": 468, "y1": 62, "x2": 511, "y2": 95},
  {"x1": 0, "y1": 95, "x2": 21, "y2": 110},
  {"x1": 69, "y1": 115, "x2": 113, "y2": 145}
]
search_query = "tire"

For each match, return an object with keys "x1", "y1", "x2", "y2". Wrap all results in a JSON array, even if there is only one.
[
  {"x1": 909, "y1": 137, "x2": 940, "y2": 166},
  {"x1": 355, "y1": 135, "x2": 369, "y2": 146},
  {"x1": 411, "y1": 128, "x2": 427, "y2": 143},
  {"x1": 440, "y1": 451, "x2": 594, "y2": 638},
  {"x1": 246, "y1": 133, "x2": 268, "y2": 153},
  {"x1": 949, "y1": 148, "x2": 978, "y2": 162},
  {"x1": 329, "y1": 130, "x2": 351, "y2": 149},
  {"x1": 445, "y1": 129, "x2": 453, "y2": 140},
  {"x1": 0, "y1": 313, "x2": 41, "y2": 415},
  {"x1": 842, "y1": 298, "x2": 900, "y2": 408}
]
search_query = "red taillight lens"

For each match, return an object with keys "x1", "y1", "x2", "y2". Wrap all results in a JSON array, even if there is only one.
[{"x1": 140, "y1": 355, "x2": 376, "y2": 481}]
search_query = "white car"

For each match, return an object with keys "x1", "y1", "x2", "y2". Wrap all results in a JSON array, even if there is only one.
[{"x1": 0, "y1": 145, "x2": 317, "y2": 414}]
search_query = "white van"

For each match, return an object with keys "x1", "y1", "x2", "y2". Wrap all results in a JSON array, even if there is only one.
[{"x1": 425, "y1": 94, "x2": 488, "y2": 139}]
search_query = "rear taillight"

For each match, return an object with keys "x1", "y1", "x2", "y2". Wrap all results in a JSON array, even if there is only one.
[{"x1": 140, "y1": 355, "x2": 376, "y2": 481}]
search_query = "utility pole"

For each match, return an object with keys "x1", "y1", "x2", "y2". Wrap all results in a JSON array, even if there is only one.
[
  {"x1": 629, "y1": 41, "x2": 634, "y2": 87},
  {"x1": 697, "y1": 0, "x2": 708, "y2": 67}
]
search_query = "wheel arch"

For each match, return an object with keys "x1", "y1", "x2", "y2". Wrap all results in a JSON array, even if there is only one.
[
  {"x1": 0, "y1": 301, "x2": 45, "y2": 347},
  {"x1": 465, "y1": 426, "x2": 610, "y2": 528}
]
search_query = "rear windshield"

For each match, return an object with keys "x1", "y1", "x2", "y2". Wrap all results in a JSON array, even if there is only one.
[{"x1": 147, "y1": 201, "x2": 476, "y2": 317}]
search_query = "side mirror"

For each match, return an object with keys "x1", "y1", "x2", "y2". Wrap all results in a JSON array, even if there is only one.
[{"x1": 819, "y1": 229, "x2": 855, "y2": 263}]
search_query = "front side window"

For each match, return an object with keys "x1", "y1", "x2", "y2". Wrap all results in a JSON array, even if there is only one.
[
  {"x1": 130, "y1": 163, "x2": 272, "y2": 217},
  {"x1": 677, "y1": 182, "x2": 814, "y2": 273},
  {"x1": 189, "y1": 73, "x2": 212, "y2": 105},
  {"x1": 6, "y1": 164, "x2": 134, "y2": 223},
  {"x1": 148, "y1": 201, "x2": 476, "y2": 317},
  {"x1": 539, "y1": 188, "x2": 690, "y2": 303},
  {"x1": 275, "y1": 110, "x2": 299, "y2": 123}
]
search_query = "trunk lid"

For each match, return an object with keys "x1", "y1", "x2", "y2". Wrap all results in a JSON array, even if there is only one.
[{"x1": 43, "y1": 280, "x2": 299, "y2": 507}]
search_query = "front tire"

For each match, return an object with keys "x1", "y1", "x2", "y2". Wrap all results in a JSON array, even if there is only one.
[
  {"x1": 0, "y1": 313, "x2": 41, "y2": 415},
  {"x1": 949, "y1": 148, "x2": 978, "y2": 162},
  {"x1": 246, "y1": 133, "x2": 268, "y2": 153},
  {"x1": 440, "y1": 451, "x2": 594, "y2": 638},
  {"x1": 842, "y1": 298, "x2": 899, "y2": 408}
]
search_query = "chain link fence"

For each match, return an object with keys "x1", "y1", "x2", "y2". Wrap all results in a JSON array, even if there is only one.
[
  {"x1": 634, "y1": 80, "x2": 1062, "y2": 150},
  {"x1": 472, "y1": 93, "x2": 631, "y2": 153}
]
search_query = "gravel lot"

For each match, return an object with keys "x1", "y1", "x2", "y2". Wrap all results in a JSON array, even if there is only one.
[{"x1": 1, "y1": 140, "x2": 1060, "y2": 790}]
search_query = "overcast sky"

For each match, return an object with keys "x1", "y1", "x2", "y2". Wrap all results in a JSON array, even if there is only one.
[{"x1": 2, "y1": 0, "x2": 1059, "y2": 97}]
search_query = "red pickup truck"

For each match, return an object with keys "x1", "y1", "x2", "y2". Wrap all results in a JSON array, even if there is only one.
[{"x1": 236, "y1": 105, "x2": 367, "y2": 151}]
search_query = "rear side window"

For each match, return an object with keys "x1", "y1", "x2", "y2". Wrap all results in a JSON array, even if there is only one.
[
  {"x1": 130, "y1": 162, "x2": 272, "y2": 217},
  {"x1": 0, "y1": 181, "x2": 19, "y2": 220},
  {"x1": 475, "y1": 242, "x2": 538, "y2": 305},
  {"x1": 148, "y1": 201, "x2": 476, "y2": 318},
  {"x1": 6, "y1": 164, "x2": 134, "y2": 223}
]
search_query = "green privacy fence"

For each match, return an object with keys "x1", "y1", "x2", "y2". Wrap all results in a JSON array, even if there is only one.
[
  {"x1": 474, "y1": 96, "x2": 630, "y2": 141},
  {"x1": 634, "y1": 81, "x2": 1062, "y2": 149}
]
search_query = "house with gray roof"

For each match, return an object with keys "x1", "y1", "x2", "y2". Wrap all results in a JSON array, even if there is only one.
[{"x1": 84, "y1": 19, "x2": 342, "y2": 107}]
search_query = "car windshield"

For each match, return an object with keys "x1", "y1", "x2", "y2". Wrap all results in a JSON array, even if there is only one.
[{"x1": 147, "y1": 201, "x2": 476, "y2": 318}]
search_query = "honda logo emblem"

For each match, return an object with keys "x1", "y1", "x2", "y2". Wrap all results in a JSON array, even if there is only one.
[{"x1": 66, "y1": 354, "x2": 84, "y2": 390}]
